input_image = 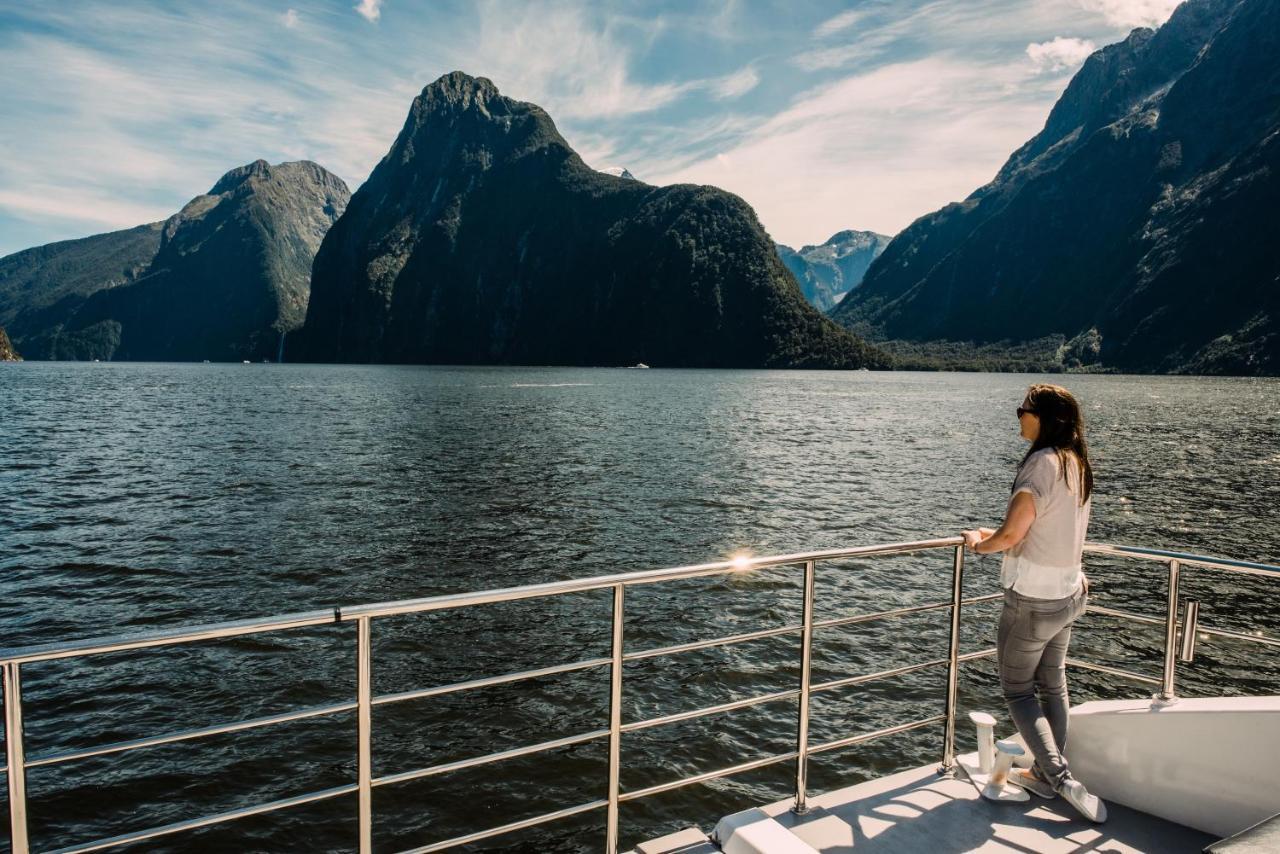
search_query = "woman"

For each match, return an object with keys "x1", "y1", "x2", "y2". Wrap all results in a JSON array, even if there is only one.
[{"x1": 962, "y1": 383, "x2": 1106, "y2": 823}]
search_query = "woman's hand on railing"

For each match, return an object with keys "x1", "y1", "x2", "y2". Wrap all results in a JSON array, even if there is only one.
[{"x1": 962, "y1": 527, "x2": 997, "y2": 553}]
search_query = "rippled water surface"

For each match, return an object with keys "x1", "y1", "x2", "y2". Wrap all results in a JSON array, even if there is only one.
[{"x1": 2, "y1": 364, "x2": 1278, "y2": 852}]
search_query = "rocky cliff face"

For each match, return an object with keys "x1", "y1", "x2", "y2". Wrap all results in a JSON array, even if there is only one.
[
  {"x1": 297, "y1": 72, "x2": 883, "y2": 368},
  {"x1": 0, "y1": 327, "x2": 20, "y2": 361},
  {"x1": 777, "y1": 230, "x2": 891, "y2": 312},
  {"x1": 10, "y1": 160, "x2": 349, "y2": 361},
  {"x1": 834, "y1": 0, "x2": 1279, "y2": 374}
]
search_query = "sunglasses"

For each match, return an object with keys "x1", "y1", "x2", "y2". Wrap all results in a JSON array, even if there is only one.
[{"x1": 1016, "y1": 406, "x2": 1036, "y2": 418}]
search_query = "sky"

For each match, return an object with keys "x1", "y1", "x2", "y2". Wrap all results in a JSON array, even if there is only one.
[{"x1": 0, "y1": 0, "x2": 1183, "y2": 258}]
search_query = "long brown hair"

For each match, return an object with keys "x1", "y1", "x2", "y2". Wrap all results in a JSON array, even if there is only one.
[{"x1": 1018, "y1": 384, "x2": 1094, "y2": 504}]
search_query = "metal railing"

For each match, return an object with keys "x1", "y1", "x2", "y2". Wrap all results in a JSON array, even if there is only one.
[{"x1": 2, "y1": 539, "x2": 1278, "y2": 853}]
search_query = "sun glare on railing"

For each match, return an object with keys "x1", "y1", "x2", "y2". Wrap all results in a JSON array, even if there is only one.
[{"x1": 729, "y1": 550, "x2": 755, "y2": 572}]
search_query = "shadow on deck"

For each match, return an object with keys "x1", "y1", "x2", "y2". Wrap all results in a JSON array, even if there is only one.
[{"x1": 763, "y1": 760, "x2": 1214, "y2": 853}]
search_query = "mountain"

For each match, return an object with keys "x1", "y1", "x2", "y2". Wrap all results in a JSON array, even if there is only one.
[
  {"x1": 297, "y1": 72, "x2": 883, "y2": 369},
  {"x1": 0, "y1": 327, "x2": 19, "y2": 361},
  {"x1": 833, "y1": 0, "x2": 1280, "y2": 375},
  {"x1": 7, "y1": 160, "x2": 349, "y2": 361},
  {"x1": 0, "y1": 223, "x2": 163, "y2": 331},
  {"x1": 777, "y1": 230, "x2": 891, "y2": 312},
  {"x1": 601, "y1": 167, "x2": 637, "y2": 180}
]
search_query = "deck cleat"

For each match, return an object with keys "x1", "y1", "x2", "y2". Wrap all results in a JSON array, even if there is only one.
[{"x1": 980, "y1": 739, "x2": 1032, "y2": 802}]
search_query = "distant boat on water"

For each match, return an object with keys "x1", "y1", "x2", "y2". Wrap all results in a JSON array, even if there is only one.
[{"x1": 629, "y1": 362, "x2": 649, "y2": 369}]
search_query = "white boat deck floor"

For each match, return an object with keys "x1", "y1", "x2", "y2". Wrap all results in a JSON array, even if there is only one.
[{"x1": 752, "y1": 760, "x2": 1216, "y2": 853}]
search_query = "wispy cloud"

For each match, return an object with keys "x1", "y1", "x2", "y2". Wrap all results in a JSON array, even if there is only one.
[
  {"x1": 794, "y1": 0, "x2": 1113, "y2": 73},
  {"x1": 1026, "y1": 36, "x2": 1096, "y2": 72},
  {"x1": 457, "y1": 3, "x2": 687, "y2": 119},
  {"x1": 710, "y1": 66, "x2": 760, "y2": 99},
  {"x1": 649, "y1": 55, "x2": 1073, "y2": 245},
  {"x1": 0, "y1": 188, "x2": 169, "y2": 230},
  {"x1": 0, "y1": 2, "x2": 414, "y2": 253},
  {"x1": 813, "y1": 9, "x2": 868, "y2": 38},
  {"x1": 0, "y1": 0, "x2": 1172, "y2": 256},
  {"x1": 1078, "y1": 0, "x2": 1181, "y2": 28}
]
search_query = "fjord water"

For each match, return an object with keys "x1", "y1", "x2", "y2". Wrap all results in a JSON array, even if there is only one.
[{"x1": 2, "y1": 364, "x2": 1278, "y2": 852}]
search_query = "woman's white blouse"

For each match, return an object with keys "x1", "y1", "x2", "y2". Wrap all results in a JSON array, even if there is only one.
[{"x1": 1000, "y1": 447, "x2": 1090, "y2": 599}]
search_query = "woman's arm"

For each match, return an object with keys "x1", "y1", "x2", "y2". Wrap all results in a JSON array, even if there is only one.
[{"x1": 964, "y1": 492, "x2": 1036, "y2": 554}]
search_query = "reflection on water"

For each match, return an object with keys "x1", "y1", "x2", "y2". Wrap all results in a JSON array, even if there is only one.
[{"x1": 1, "y1": 365, "x2": 1278, "y2": 851}]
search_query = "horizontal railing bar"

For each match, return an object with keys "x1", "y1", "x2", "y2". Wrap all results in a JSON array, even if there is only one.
[
  {"x1": 807, "y1": 714, "x2": 946, "y2": 757},
  {"x1": 1196, "y1": 623, "x2": 1280, "y2": 649},
  {"x1": 47, "y1": 783, "x2": 357, "y2": 854},
  {"x1": 1064, "y1": 601, "x2": 1279, "y2": 648},
  {"x1": 625, "y1": 647, "x2": 1004, "y2": 735},
  {"x1": 622, "y1": 688, "x2": 800, "y2": 733},
  {"x1": 1084, "y1": 544, "x2": 1280, "y2": 578},
  {"x1": 806, "y1": 646, "x2": 998, "y2": 697},
  {"x1": 0, "y1": 609, "x2": 338, "y2": 666},
  {"x1": 339, "y1": 538, "x2": 965, "y2": 620},
  {"x1": 8, "y1": 541, "x2": 1272, "y2": 666},
  {"x1": 624, "y1": 624, "x2": 803, "y2": 662},
  {"x1": 958, "y1": 647, "x2": 997, "y2": 662},
  {"x1": 619, "y1": 749, "x2": 800, "y2": 802},
  {"x1": 373, "y1": 728, "x2": 611, "y2": 789},
  {"x1": 19, "y1": 650, "x2": 993, "y2": 772},
  {"x1": 814, "y1": 601, "x2": 951, "y2": 630},
  {"x1": 26, "y1": 700, "x2": 357, "y2": 768},
  {"x1": 789, "y1": 591, "x2": 1003, "y2": 634},
  {"x1": 396, "y1": 799, "x2": 609, "y2": 854},
  {"x1": 1066, "y1": 657, "x2": 1161, "y2": 686},
  {"x1": 372, "y1": 657, "x2": 612, "y2": 707},
  {"x1": 811, "y1": 657, "x2": 948, "y2": 694},
  {"x1": 626, "y1": 591, "x2": 1006, "y2": 661},
  {"x1": 1086, "y1": 604, "x2": 1165, "y2": 626}
]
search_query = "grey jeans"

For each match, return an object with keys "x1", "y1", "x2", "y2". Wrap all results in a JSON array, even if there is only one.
[{"x1": 996, "y1": 582, "x2": 1088, "y2": 788}]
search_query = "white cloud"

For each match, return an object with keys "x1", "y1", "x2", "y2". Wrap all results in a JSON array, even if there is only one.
[
  {"x1": 0, "y1": 0, "x2": 1147, "y2": 256},
  {"x1": 0, "y1": 11, "x2": 414, "y2": 252},
  {"x1": 1026, "y1": 36, "x2": 1096, "y2": 72},
  {"x1": 0, "y1": 188, "x2": 169, "y2": 230},
  {"x1": 711, "y1": 67, "x2": 760, "y2": 99},
  {"x1": 795, "y1": 40, "x2": 889, "y2": 72},
  {"x1": 648, "y1": 56, "x2": 1069, "y2": 246},
  {"x1": 814, "y1": 9, "x2": 867, "y2": 38},
  {"x1": 795, "y1": 0, "x2": 1115, "y2": 73},
  {"x1": 456, "y1": 3, "x2": 698, "y2": 119},
  {"x1": 1078, "y1": 0, "x2": 1181, "y2": 28},
  {"x1": 354, "y1": 0, "x2": 382, "y2": 23}
]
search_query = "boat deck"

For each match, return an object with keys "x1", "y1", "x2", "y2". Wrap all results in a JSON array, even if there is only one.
[{"x1": 634, "y1": 758, "x2": 1216, "y2": 853}]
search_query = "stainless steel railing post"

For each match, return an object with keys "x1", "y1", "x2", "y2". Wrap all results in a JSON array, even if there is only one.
[
  {"x1": 4, "y1": 662, "x2": 30, "y2": 854},
  {"x1": 793, "y1": 560, "x2": 816, "y2": 814},
  {"x1": 1156, "y1": 560, "x2": 1181, "y2": 703},
  {"x1": 605, "y1": 584, "x2": 625, "y2": 854},
  {"x1": 357, "y1": 616, "x2": 373, "y2": 853},
  {"x1": 938, "y1": 545, "x2": 965, "y2": 775}
]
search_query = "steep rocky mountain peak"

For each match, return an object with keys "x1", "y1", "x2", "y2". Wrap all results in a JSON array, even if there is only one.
[{"x1": 298, "y1": 73, "x2": 882, "y2": 368}]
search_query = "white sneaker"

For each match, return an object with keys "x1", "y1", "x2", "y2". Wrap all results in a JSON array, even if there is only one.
[
  {"x1": 1058, "y1": 778, "x2": 1108, "y2": 823},
  {"x1": 1008, "y1": 768, "x2": 1055, "y2": 799}
]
